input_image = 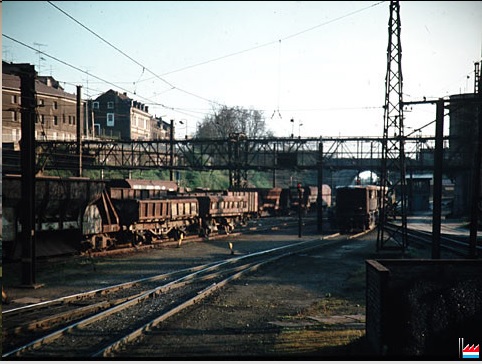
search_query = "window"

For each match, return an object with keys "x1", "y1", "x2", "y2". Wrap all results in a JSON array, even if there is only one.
[
  {"x1": 63, "y1": 115, "x2": 66, "y2": 124},
  {"x1": 53, "y1": 115, "x2": 58, "y2": 126},
  {"x1": 93, "y1": 101, "x2": 99, "y2": 109},
  {"x1": 53, "y1": 101, "x2": 58, "y2": 110},
  {"x1": 11, "y1": 95, "x2": 17, "y2": 104},
  {"x1": 72, "y1": 116, "x2": 76, "y2": 125},
  {"x1": 38, "y1": 99, "x2": 44, "y2": 107},
  {"x1": 11, "y1": 111, "x2": 18, "y2": 122},
  {"x1": 107, "y1": 101, "x2": 114, "y2": 109},
  {"x1": 107, "y1": 113, "x2": 115, "y2": 126},
  {"x1": 41, "y1": 115, "x2": 45, "y2": 124}
]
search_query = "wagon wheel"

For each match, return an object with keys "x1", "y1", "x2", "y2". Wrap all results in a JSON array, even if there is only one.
[
  {"x1": 226, "y1": 223, "x2": 236, "y2": 234},
  {"x1": 132, "y1": 233, "x2": 144, "y2": 246},
  {"x1": 205, "y1": 227, "x2": 212, "y2": 237},
  {"x1": 144, "y1": 232, "x2": 153, "y2": 245},
  {"x1": 175, "y1": 231, "x2": 185, "y2": 248}
]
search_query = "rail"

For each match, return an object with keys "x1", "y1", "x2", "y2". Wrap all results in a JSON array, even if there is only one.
[{"x1": 3, "y1": 231, "x2": 358, "y2": 358}]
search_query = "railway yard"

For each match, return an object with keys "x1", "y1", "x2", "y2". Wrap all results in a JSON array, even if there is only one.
[
  {"x1": 1, "y1": 172, "x2": 481, "y2": 360},
  {"x1": 2, "y1": 1, "x2": 482, "y2": 361},
  {"x1": 2, "y1": 212, "x2": 477, "y2": 360}
]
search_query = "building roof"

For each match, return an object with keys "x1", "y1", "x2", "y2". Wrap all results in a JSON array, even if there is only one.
[
  {"x1": 96, "y1": 89, "x2": 131, "y2": 101},
  {"x1": 2, "y1": 70, "x2": 77, "y2": 100},
  {"x1": 95, "y1": 89, "x2": 150, "y2": 114}
]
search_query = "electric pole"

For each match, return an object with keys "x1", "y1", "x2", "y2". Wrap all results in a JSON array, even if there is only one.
[{"x1": 377, "y1": 0, "x2": 408, "y2": 252}]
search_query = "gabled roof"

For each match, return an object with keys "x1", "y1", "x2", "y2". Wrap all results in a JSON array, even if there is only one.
[
  {"x1": 2, "y1": 71, "x2": 77, "y2": 99},
  {"x1": 95, "y1": 89, "x2": 131, "y2": 101}
]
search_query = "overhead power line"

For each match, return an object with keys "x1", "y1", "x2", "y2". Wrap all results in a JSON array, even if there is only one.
[
  {"x1": 47, "y1": 1, "x2": 223, "y2": 107},
  {"x1": 137, "y1": 1, "x2": 387, "y2": 82},
  {"x1": 2, "y1": 34, "x2": 183, "y2": 115},
  {"x1": 5, "y1": 1, "x2": 387, "y2": 122}
]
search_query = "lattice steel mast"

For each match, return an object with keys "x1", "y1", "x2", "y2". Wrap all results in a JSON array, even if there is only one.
[{"x1": 377, "y1": 0, "x2": 408, "y2": 251}]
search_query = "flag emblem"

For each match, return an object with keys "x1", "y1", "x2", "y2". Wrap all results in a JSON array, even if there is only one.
[{"x1": 462, "y1": 344, "x2": 479, "y2": 359}]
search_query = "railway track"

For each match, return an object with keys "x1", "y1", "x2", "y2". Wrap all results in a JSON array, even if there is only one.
[
  {"x1": 3, "y1": 214, "x2": 297, "y2": 263},
  {"x1": 2, "y1": 228, "x2": 364, "y2": 359},
  {"x1": 2, "y1": 263, "x2": 215, "y2": 353},
  {"x1": 385, "y1": 222, "x2": 481, "y2": 257},
  {"x1": 79, "y1": 215, "x2": 302, "y2": 259}
]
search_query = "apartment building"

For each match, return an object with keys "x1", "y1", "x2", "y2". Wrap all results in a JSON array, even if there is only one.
[
  {"x1": 88, "y1": 89, "x2": 170, "y2": 141},
  {"x1": 2, "y1": 61, "x2": 81, "y2": 147}
]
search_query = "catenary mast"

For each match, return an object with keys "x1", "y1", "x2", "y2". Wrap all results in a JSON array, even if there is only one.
[{"x1": 376, "y1": 0, "x2": 408, "y2": 252}]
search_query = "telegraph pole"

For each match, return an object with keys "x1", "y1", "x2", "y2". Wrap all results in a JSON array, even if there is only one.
[
  {"x1": 76, "y1": 85, "x2": 83, "y2": 177},
  {"x1": 298, "y1": 183, "x2": 303, "y2": 238},
  {"x1": 431, "y1": 99, "x2": 445, "y2": 259},
  {"x1": 402, "y1": 97, "x2": 445, "y2": 258},
  {"x1": 4, "y1": 63, "x2": 42, "y2": 287},
  {"x1": 170, "y1": 119, "x2": 174, "y2": 181},
  {"x1": 469, "y1": 62, "x2": 481, "y2": 258},
  {"x1": 317, "y1": 140, "x2": 324, "y2": 234}
]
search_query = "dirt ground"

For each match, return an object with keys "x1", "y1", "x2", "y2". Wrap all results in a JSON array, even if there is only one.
[
  {"x1": 2, "y1": 218, "x2": 422, "y2": 360},
  {"x1": 114, "y1": 234, "x2": 379, "y2": 359}
]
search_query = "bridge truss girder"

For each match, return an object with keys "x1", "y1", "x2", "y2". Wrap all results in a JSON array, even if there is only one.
[{"x1": 29, "y1": 136, "x2": 443, "y2": 178}]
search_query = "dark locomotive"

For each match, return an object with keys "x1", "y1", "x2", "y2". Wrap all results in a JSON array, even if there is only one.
[{"x1": 333, "y1": 184, "x2": 385, "y2": 233}]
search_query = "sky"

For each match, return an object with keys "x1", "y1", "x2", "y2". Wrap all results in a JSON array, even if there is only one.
[{"x1": 2, "y1": 1, "x2": 482, "y2": 139}]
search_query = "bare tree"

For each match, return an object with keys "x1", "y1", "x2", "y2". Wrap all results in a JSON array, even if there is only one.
[{"x1": 196, "y1": 105, "x2": 272, "y2": 139}]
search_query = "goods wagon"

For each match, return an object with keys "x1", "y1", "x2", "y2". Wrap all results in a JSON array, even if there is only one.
[{"x1": 3, "y1": 174, "x2": 106, "y2": 260}]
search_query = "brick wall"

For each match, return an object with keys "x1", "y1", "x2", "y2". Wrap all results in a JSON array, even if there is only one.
[{"x1": 366, "y1": 259, "x2": 482, "y2": 359}]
